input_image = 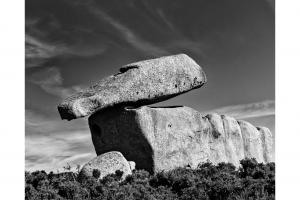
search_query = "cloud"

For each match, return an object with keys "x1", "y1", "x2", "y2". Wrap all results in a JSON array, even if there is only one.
[
  {"x1": 26, "y1": 34, "x2": 63, "y2": 59},
  {"x1": 26, "y1": 33, "x2": 107, "y2": 68},
  {"x1": 156, "y1": 9, "x2": 176, "y2": 32},
  {"x1": 26, "y1": 0, "x2": 208, "y2": 67},
  {"x1": 203, "y1": 100, "x2": 275, "y2": 119},
  {"x1": 25, "y1": 107, "x2": 90, "y2": 172},
  {"x1": 25, "y1": 15, "x2": 107, "y2": 68},
  {"x1": 25, "y1": 34, "x2": 62, "y2": 68},
  {"x1": 84, "y1": 1, "x2": 169, "y2": 56},
  {"x1": 26, "y1": 108, "x2": 88, "y2": 136},
  {"x1": 28, "y1": 67, "x2": 84, "y2": 99},
  {"x1": 26, "y1": 131, "x2": 94, "y2": 172},
  {"x1": 25, "y1": 108, "x2": 93, "y2": 172}
]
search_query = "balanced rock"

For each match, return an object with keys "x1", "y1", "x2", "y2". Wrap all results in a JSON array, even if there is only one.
[
  {"x1": 78, "y1": 151, "x2": 133, "y2": 181},
  {"x1": 88, "y1": 106, "x2": 273, "y2": 173},
  {"x1": 58, "y1": 54, "x2": 207, "y2": 120}
]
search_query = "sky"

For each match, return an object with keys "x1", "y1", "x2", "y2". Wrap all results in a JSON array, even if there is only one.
[{"x1": 25, "y1": 0, "x2": 275, "y2": 171}]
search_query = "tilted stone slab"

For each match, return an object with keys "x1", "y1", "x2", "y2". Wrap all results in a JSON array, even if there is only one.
[
  {"x1": 78, "y1": 151, "x2": 134, "y2": 181},
  {"x1": 57, "y1": 54, "x2": 207, "y2": 120},
  {"x1": 88, "y1": 106, "x2": 273, "y2": 173}
]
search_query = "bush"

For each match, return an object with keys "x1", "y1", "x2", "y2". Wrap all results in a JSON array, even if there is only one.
[
  {"x1": 25, "y1": 158, "x2": 275, "y2": 200},
  {"x1": 92, "y1": 169, "x2": 101, "y2": 179}
]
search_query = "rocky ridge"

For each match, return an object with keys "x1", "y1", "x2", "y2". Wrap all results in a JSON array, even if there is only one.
[{"x1": 88, "y1": 106, "x2": 272, "y2": 173}]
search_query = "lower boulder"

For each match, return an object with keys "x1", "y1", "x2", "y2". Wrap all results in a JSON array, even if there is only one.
[
  {"x1": 78, "y1": 151, "x2": 134, "y2": 181},
  {"x1": 88, "y1": 106, "x2": 273, "y2": 173}
]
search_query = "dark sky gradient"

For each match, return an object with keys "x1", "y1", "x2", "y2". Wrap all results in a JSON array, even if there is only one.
[{"x1": 25, "y1": 0, "x2": 275, "y2": 171}]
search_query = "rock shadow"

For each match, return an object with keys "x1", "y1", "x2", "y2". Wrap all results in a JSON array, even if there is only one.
[{"x1": 88, "y1": 105, "x2": 155, "y2": 174}]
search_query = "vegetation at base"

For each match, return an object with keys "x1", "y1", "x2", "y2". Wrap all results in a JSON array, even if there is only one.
[{"x1": 25, "y1": 158, "x2": 275, "y2": 200}]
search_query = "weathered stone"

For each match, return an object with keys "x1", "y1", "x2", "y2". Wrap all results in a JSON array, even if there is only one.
[
  {"x1": 78, "y1": 151, "x2": 132, "y2": 181},
  {"x1": 88, "y1": 106, "x2": 273, "y2": 173},
  {"x1": 58, "y1": 54, "x2": 207, "y2": 120},
  {"x1": 257, "y1": 126, "x2": 273, "y2": 162},
  {"x1": 128, "y1": 161, "x2": 136, "y2": 171},
  {"x1": 237, "y1": 120, "x2": 264, "y2": 163}
]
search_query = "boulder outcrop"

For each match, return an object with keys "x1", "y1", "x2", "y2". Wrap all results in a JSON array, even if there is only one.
[
  {"x1": 78, "y1": 151, "x2": 134, "y2": 181},
  {"x1": 58, "y1": 54, "x2": 207, "y2": 120},
  {"x1": 56, "y1": 54, "x2": 274, "y2": 175},
  {"x1": 88, "y1": 106, "x2": 273, "y2": 173}
]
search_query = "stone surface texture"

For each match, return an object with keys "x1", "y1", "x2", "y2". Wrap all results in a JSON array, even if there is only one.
[
  {"x1": 257, "y1": 126, "x2": 273, "y2": 162},
  {"x1": 88, "y1": 106, "x2": 273, "y2": 173},
  {"x1": 78, "y1": 151, "x2": 132, "y2": 181},
  {"x1": 128, "y1": 161, "x2": 136, "y2": 171},
  {"x1": 58, "y1": 54, "x2": 207, "y2": 120}
]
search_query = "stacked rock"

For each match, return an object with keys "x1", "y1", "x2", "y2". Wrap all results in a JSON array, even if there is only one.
[{"x1": 57, "y1": 54, "x2": 273, "y2": 178}]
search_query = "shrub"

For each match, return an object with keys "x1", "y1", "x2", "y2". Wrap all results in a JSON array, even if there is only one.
[
  {"x1": 92, "y1": 169, "x2": 101, "y2": 179},
  {"x1": 25, "y1": 158, "x2": 275, "y2": 200}
]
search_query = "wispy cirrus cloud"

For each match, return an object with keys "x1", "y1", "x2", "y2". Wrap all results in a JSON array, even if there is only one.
[
  {"x1": 84, "y1": 1, "x2": 169, "y2": 56},
  {"x1": 84, "y1": 1, "x2": 206, "y2": 57},
  {"x1": 25, "y1": 15, "x2": 107, "y2": 68},
  {"x1": 25, "y1": 34, "x2": 63, "y2": 68},
  {"x1": 26, "y1": 34, "x2": 62, "y2": 59},
  {"x1": 25, "y1": 109, "x2": 88, "y2": 136},
  {"x1": 203, "y1": 100, "x2": 275, "y2": 119},
  {"x1": 26, "y1": 33, "x2": 107, "y2": 68},
  {"x1": 25, "y1": 109, "x2": 93, "y2": 172},
  {"x1": 26, "y1": 131, "x2": 94, "y2": 172},
  {"x1": 28, "y1": 67, "x2": 84, "y2": 99}
]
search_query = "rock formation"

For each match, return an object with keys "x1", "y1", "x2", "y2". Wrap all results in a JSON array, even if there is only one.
[
  {"x1": 257, "y1": 126, "x2": 273, "y2": 162},
  {"x1": 88, "y1": 106, "x2": 273, "y2": 173},
  {"x1": 78, "y1": 151, "x2": 134, "y2": 181},
  {"x1": 58, "y1": 54, "x2": 207, "y2": 120},
  {"x1": 57, "y1": 54, "x2": 274, "y2": 177}
]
